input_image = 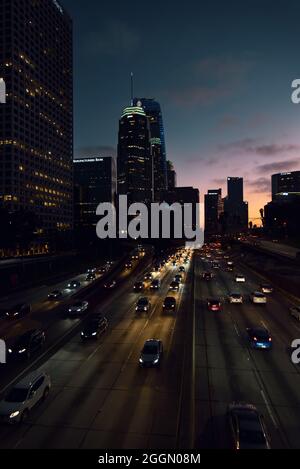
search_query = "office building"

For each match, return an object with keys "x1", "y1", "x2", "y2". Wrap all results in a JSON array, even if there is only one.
[
  {"x1": 272, "y1": 171, "x2": 300, "y2": 200},
  {"x1": 205, "y1": 189, "x2": 223, "y2": 238},
  {"x1": 0, "y1": 0, "x2": 73, "y2": 231},
  {"x1": 223, "y1": 177, "x2": 248, "y2": 232},
  {"x1": 74, "y1": 157, "x2": 116, "y2": 229},
  {"x1": 117, "y1": 105, "x2": 152, "y2": 205},
  {"x1": 133, "y1": 98, "x2": 167, "y2": 199},
  {"x1": 167, "y1": 161, "x2": 177, "y2": 190}
]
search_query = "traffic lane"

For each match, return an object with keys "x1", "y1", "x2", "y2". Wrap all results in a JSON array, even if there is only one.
[
  {"x1": 0, "y1": 257, "x2": 151, "y2": 394},
  {"x1": 194, "y1": 255, "x2": 284, "y2": 449},
  {"x1": 0, "y1": 259, "x2": 191, "y2": 449},
  {"x1": 218, "y1": 267, "x2": 300, "y2": 448}
]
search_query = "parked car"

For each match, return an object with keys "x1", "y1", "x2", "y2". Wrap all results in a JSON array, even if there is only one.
[{"x1": 0, "y1": 370, "x2": 51, "y2": 424}]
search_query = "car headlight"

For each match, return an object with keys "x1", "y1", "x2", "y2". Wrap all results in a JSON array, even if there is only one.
[
  {"x1": 77, "y1": 309, "x2": 81, "y2": 312},
  {"x1": 153, "y1": 358, "x2": 159, "y2": 364},
  {"x1": 144, "y1": 307, "x2": 147, "y2": 311},
  {"x1": 92, "y1": 332, "x2": 97, "y2": 336},
  {"x1": 8, "y1": 348, "x2": 12, "y2": 354},
  {"x1": 9, "y1": 411, "x2": 20, "y2": 419},
  {"x1": 81, "y1": 332, "x2": 84, "y2": 336},
  {"x1": 139, "y1": 358, "x2": 143, "y2": 363},
  {"x1": 19, "y1": 349, "x2": 26, "y2": 354}
]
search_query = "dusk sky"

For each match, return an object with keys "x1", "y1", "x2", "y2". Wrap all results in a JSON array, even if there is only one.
[{"x1": 63, "y1": 0, "x2": 300, "y2": 223}]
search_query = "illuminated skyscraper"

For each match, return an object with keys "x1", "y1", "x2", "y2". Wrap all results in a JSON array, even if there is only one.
[
  {"x1": 0, "y1": 0, "x2": 73, "y2": 231},
  {"x1": 117, "y1": 106, "x2": 152, "y2": 205},
  {"x1": 133, "y1": 98, "x2": 167, "y2": 199}
]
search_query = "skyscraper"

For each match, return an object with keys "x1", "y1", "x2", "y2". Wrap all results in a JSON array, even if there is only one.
[
  {"x1": 133, "y1": 98, "x2": 167, "y2": 199},
  {"x1": 224, "y1": 177, "x2": 248, "y2": 232},
  {"x1": 272, "y1": 171, "x2": 300, "y2": 200},
  {"x1": 74, "y1": 157, "x2": 116, "y2": 229},
  {"x1": 205, "y1": 189, "x2": 223, "y2": 239},
  {"x1": 117, "y1": 105, "x2": 152, "y2": 205},
  {"x1": 0, "y1": 0, "x2": 73, "y2": 231},
  {"x1": 167, "y1": 161, "x2": 177, "y2": 190}
]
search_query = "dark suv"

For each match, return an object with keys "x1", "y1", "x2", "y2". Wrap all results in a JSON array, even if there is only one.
[{"x1": 7, "y1": 329, "x2": 46, "y2": 360}]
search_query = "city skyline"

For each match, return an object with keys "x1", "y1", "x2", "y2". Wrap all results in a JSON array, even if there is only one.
[{"x1": 64, "y1": 0, "x2": 300, "y2": 223}]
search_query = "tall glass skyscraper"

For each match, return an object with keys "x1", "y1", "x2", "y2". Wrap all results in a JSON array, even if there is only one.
[
  {"x1": 0, "y1": 0, "x2": 73, "y2": 231},
  {"x1": 117, "y1": 106, "x2": 152, "y2": 205},
  {"x1": 133, "y1": 98, "x2": 168, "y2": 200}
]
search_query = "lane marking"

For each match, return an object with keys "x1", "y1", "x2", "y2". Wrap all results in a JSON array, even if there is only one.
[{"x1": 261, "y1": 389, "x2": 278, "y2": 429}]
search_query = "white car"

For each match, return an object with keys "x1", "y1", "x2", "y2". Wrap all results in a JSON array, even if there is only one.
[
  {"x1": 68, "y1": 301, "x2": 89, "y2": 316},
  {"x1": 261, "y1": 284, "x2": 273, "y2": 294},
  {"x1": 0, "y1": 370, "x2": 51, "y2": 424},
  {"x1": 250, "y1": 292, "x2": 267, "y2": 304},
  {"x1": 235, "y1": 274, "x2": 246, "y2": 283},
  {"x1": 229, "y1": 293, "x2": 243, "y2": 304},
  {"x1": 290, "y1": 306, "x2": 300, "y2": 321}
]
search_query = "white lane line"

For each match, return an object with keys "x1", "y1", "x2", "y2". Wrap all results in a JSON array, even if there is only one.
[
  {"x1": 234, "y1": 323, "x2": 240, "y2": 337},
  {"x1": 261, "y1": 389, "x2": 278, "y2": 428}
]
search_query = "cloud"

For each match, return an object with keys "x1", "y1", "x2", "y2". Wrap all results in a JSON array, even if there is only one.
[
  {"x1": 74, "y1": 146, "x2": 116, "y2": 159},
  {"x1": 256, "y1": 159, "x2": 300, "y2": 174},
  {"x1": 219, "y1": 139, "x2": 300, "y2": 157},
  {"x1": 248, "y1": 177, "x2": 271, "y2": 194},
  {"x1": 83, "y1": 21, "x2": 139, "y2": 56},
  {"x1": 166, "y1": 56, "x2": 254, "y2": 108},
  {"x1": 217, "y1": 115, "x2": 239, "y2": 130}
]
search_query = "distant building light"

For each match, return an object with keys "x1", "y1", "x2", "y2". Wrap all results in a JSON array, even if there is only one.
[{"x1": 74, "y1": 158, "x2": 105, "y2": 164}]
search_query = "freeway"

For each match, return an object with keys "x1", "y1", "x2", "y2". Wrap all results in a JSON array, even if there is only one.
[
  {"x1": 0, "y1": 251, "x2": 194, "y2": 449},
  {"x1": 194, "y1": 252, "x2": 300, "y2": 449}
]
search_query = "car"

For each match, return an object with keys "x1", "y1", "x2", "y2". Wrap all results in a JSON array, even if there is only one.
[
  {"x1": 247, "y1": 327, "x2": 272, "y2": 349},
  {"x1": 207, "y1": 299, "x2": 222, "y2": 312},
  {"x1": 0, "y1": 370, "x2": 51, "y2": 424},
  {"x1": 260, "y1": 284, "x2": 273, "y2": 294},
  {"x1": 229, "y1": 293, "x2": 243, "y2": 304},
  {"x1": 150, "y1": 279, "x2": 161, "y2": 290},
  {"x1": 144, "y1": 273, "x2": 153, "y2": 282},
  {"x1": 212, "y1": 261, "x2": 220, "y2": 269},
  {"x1": 203, "y1": 272, "x2": 213, "y2": 281},
  {"x1": 67, "y1": 301, "x2": 89, "y2": 316},
  {"x1": 163, "y1": 297, "x2": 177, "y2": 311},
  {"x1": 125, "y1": 262, "x2": 133, "y2": 270},
  {"x1": 174, "y1": 274, "x2": 183, "y2": 284},
  {"x1": 228, "y1": 403, "x2": 271, "y2": 449},
  {"x1": 179, "y1": 266, "x2": 185, "y2": 273},
  {"x1": 136, "y1": 297, "x2": 151, "y2": 313},
  {"x1": 87, "y1": 268, "x2": 97, "y2": 274},
  {"x1": 133, "y1": 281, "x2": 144, "y2": 292},
  {"x1": 81, "y1": 315, "x2": 108, "y2": 341},
  {"x1": 104, "y1": 280, "x2": 117, "y2": 289},
  {"x1": 227, "y1": 261, "x2": 234, "y2": 266},
  {"x1": 139, "y1": 339, "x2": 163, "y2": 367},
  {"x1": 235, "y1": 274, "x2": 246, "y2": 283},
  {"x1": 47, "y1": 290, "x2": 62, "y2": 300},
  {"x1": 227, "y1": 265, "x2": 234, "y2": 272},
  {"x1": 290, "y1": 306, "x2": 300, "y2": 321},
  {"x1": 131, "y1": 254, "x2": 139, "y2": 260},
  {"x1": 7, "y1": 329, "x2": 46, "y2": 360},
  {"x1": 67, "y1": 280, "x2": 81, "y2": 290},
  {"x1": 169, "y1": 281, "x2": 180, "y2": 292},
  {"x1": 86, "y1": 273, "x2": 96, "y2": 282},
  {"x1": 250, "y1": 292, "x2": 267, "y2": 305},
  {"x1": 98, "y1": 267, "x2": 107, "y2": 275},
  {"x1": 5, "y1": 304, "x2": 31, "y2": 320}
]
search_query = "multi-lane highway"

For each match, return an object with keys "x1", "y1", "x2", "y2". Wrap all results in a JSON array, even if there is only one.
[
  {"x1": 194, "y1": 250, "x2": 300, "y2": 449},
  {"x1": 1, "y1": 246, "x2": 300, "y2": 449},
  {"x1": 0, "y1": 250, "x2": 194, "y2": 449}
]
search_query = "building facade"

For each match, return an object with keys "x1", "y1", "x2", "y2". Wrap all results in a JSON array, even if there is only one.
[
  {"x1": 133, "y1": 98, "x2": 167, "y2": 199},
  {"x1": 166, "y1": 160, "x2": 177, "y2": 191},
  {"x1": 0, "y1": 0, "x2": 73, "y2": 231},
  {"x1": 74, "y1": 157, "x2": 116, "y2": 229},
  {"x1": 272, "y1": 171, "x2": 300, "y2": 200},
  {"x1": 117, "y1": 105, "x2": 152, "y2": 206},
  {"x1": 223, "y1": 177, "x2": 248, "y2": 233},
  {"x1": 205, "y1": 189, "x2": 223, "y2": 239}
]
